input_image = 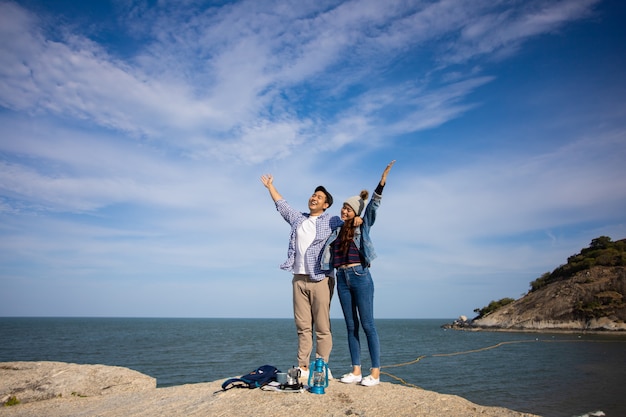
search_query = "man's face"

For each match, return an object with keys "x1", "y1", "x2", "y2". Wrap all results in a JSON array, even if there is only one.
[{"x1": 308, "y1": 191, "x2": 329, "y2": 214}]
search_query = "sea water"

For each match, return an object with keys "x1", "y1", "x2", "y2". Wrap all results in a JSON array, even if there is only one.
[{"x1": 1, "y1": 317, "x2": 624, "y2": 417}]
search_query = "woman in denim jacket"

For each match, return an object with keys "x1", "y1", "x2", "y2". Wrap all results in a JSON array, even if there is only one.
[{"x1": 321, "y1": 160, "x2": 395, "y2": 387}]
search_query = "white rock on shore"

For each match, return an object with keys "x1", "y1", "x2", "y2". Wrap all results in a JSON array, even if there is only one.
[{"x1": 0, "y1": 361, "x2": 541, "y2": 417}]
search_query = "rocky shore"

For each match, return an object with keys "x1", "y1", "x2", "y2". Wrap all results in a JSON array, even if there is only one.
[{"x1": 0, "y1": 361, "x2": 540, "y2": 417}]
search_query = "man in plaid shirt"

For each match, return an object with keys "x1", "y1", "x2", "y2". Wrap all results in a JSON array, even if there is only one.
[{"x1": 261, "y1": 174, "x2": 342, "y2": 379}]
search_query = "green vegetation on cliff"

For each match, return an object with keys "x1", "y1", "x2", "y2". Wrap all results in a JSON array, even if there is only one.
[
  {"x1": 473, "y1": 298, "x2": 515, "y2": 319},
  {"x1": 529, "y1": 236, "x2": 626, "y2": 292}
]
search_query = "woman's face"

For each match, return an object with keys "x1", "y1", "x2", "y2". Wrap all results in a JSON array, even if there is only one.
[{"x1": 341, "y1": 203, "x2": 356, "y2": 221}]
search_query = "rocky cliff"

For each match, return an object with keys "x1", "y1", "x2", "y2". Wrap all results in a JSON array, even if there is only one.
[
  {"x1": 467, "y1": 237, "x2": 626, "y2": 332},
  {"x1": 472, "y1": 266, "x2": 626, "y2": 331}
]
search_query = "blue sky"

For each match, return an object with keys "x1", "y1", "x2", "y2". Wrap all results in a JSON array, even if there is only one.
[{"x1": 1, "y1": 0, "x2": 624, "y2": 319}]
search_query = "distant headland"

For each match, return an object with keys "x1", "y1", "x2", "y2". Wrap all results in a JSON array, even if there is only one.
[{"x1": 444, "y1": 236, "x2": 626, "y2": 332}]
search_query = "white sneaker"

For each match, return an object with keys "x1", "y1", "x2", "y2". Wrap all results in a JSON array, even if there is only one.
[
  {"x1": 340, "y1": 373, "x2": 363, "y2": 384},
  {"x1": 360, "y1": 375, "x2": 380, "y2": 387},
  {"x1": 327, "y1": 368, "x2": 333, "y2": 380}
]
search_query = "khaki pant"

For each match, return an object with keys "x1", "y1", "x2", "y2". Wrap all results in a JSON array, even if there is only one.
[{"x1": 292, "y1": 274, "x2": 335, "y2": 368}]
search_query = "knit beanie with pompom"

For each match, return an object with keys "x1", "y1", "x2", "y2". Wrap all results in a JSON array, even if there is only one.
[{"x1": 344, "y1": 190, "x2": 369, "y2": 216}]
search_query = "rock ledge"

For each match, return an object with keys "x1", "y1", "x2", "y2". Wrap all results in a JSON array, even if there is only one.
[{"x1": 0, "y1": 361, "x2": 540, "y2": 417}]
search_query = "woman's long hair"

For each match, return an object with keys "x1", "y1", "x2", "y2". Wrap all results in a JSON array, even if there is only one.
[{"x1": 338, "y1": 190, "x2": 368, "y2": 255}]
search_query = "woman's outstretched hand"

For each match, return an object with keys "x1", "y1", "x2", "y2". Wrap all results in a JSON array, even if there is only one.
[{"x1": 380, "y1": 160, "x2": 396, "y2": 186}]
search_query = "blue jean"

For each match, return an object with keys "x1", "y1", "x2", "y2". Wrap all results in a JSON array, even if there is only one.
[{"x1": 336, "y1": 265, "x2": 380, "y2": 369}]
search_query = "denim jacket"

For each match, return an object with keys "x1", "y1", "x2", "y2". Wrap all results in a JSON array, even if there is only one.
[{"x1": 321, "y1": 190, "x2": 381, "y2": 270}]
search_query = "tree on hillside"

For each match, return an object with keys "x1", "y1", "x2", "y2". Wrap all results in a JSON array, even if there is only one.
[{"x1": 473, "y1": 298, "x2": 515, "y2": 319}]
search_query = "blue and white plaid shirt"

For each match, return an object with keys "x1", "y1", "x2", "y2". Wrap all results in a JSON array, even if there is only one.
[{"x1": 275, "y1": 199, "x2": 343, "y2": 281}]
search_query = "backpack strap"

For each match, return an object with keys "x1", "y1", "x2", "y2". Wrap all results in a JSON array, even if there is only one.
[{"x1": 221, "y1": 378, "x2": 248, "y2": 391}]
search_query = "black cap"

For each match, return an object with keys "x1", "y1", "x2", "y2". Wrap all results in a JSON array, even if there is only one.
[{"x1": 315, "y1": 185, "x2": 333, "y2": 208}]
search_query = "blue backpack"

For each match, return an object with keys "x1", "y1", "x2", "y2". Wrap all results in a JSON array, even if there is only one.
[{"x1": 221, "y1": 365, "x2": 280, "y2": 390}]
